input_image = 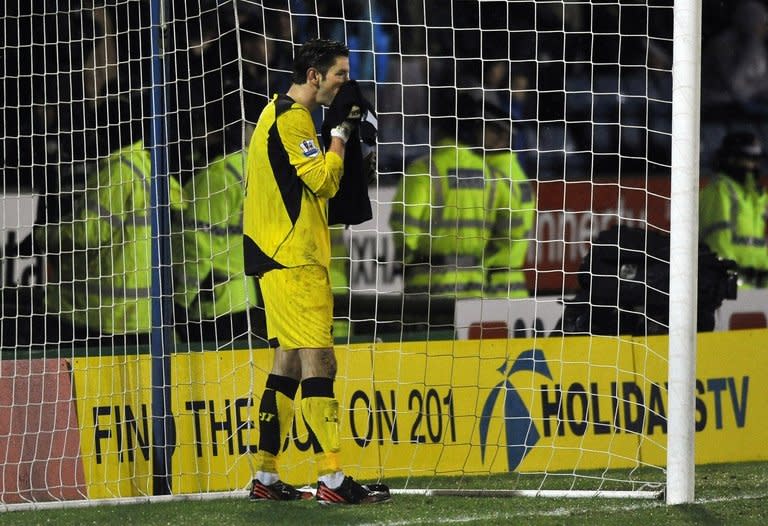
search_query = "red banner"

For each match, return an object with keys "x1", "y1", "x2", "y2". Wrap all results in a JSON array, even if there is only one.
[
  {"x1": 0, "y1": 359, "x2": 86, "y2": 504},
  {"x1": 528, "y1": 177, "x2": 671, "y2": 293}
]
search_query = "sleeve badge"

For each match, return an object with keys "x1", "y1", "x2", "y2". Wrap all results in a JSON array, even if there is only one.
[{"x1": 299, "y1": 139, "x2": 320, "y2": 158}]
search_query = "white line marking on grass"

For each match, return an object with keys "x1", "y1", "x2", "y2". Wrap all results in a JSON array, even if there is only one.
[
  {"x1": 357, "y1": 506, "x2": 633, "y2": 526},
  {"x1": 357, "y1": 492, "x2": 768, "y2": 526},
  {"x1": 694, "y1": 493, "x2": 768, "y2": 505},
  {"x1": 357, "y1": 510, "x2": 568, "y2": 526}
]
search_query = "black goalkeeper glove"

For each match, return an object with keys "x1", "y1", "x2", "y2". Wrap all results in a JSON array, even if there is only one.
[
  {"x1": 326, "y1": 80, "x2": 365, "y2": 143},
  {"x1": 330, "y1": 105, "x2": 362, "y2": 144}
]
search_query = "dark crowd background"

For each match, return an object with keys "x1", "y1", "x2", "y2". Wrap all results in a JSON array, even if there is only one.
[
  {"x1": 0, "y1": 0, "x2": 765, "y2": 345},
  {"x1": 4, "y1": 1, "x2": 763, "y2": 196}
]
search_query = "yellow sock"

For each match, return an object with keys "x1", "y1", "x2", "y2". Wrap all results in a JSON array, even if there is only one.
[
  {"x1": 300, "y1": 376, "x2": 342, "y2": 477},
  {"x1": 254, "y1": 450, "x2": 279, "y2": 474},
  {"x1": 301, "y1": 396, "x2": 341, "y2": 476}
]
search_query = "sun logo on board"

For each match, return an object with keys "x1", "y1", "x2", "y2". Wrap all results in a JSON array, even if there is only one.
[{"x1": 478, "y1": 349, "x2": 552, "y2": 472}]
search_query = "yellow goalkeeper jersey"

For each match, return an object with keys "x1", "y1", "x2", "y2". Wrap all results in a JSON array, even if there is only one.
[{"x1": 243, "y1": 94, "x2": 344, "y2": 276}]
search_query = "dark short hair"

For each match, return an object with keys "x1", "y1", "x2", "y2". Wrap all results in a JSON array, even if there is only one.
[{"x1": 292, "y1": 38, "x2": 349, "y2": 84}]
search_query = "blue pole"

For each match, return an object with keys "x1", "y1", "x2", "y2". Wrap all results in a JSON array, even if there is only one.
[{"x1": 149, "y1": 0, "x2": 175, "y2": 496}]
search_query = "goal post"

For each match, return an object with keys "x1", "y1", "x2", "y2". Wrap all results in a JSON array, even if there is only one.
[
  {"x1": 667, "y1": 0, "x2": 702, "y2": 506},
  {"x1": 0, "y1": 0, "x2": 714, "y2": 510},
  {"x1": 148, "y1": 0, "x2": 175, "y2": 497}
]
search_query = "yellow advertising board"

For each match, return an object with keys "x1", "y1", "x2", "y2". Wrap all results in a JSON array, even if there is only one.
[{"x1": 71, "y1": 329, "x2": 768, "y2": 497}]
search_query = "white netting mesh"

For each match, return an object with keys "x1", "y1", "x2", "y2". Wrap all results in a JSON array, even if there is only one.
[{"x1": 0, "y1": 0, "x2": 700, "y2": 507}]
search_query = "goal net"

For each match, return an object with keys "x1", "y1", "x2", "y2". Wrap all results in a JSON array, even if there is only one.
[{"x1": 1, "y1": 0, "x2": 704, "y2": 510}]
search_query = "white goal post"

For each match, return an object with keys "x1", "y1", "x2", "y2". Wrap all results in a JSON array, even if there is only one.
[
  {"x1": 666, "y1": 0, "x2": 701, "y2": 506},
  {"x1": 0, "y1": 0, "x2": 709, "y2": 511}
]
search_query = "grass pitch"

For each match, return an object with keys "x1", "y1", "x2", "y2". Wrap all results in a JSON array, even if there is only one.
[{"x1": 2, "y1": 462, "x2": 766, "y2": 526}]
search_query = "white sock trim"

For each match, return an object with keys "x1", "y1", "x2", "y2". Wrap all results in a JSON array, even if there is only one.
[
  {"x1": 255, "y1": 471, "x2": 279, "y2": 485},
  {"x1": 319, "y1": 471, "x2": 345, "y2": 489}
]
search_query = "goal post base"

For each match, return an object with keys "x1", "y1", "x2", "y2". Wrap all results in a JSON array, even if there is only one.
[
  {"x1": 391, "y1": 488, "x2": 664, "y2": 500},
  {"x1": 1, "y1": 486, "x2": 664, "y2": 513},
  {"x1": 0, "y1": 491, "x2": 246, "y2": 514}
]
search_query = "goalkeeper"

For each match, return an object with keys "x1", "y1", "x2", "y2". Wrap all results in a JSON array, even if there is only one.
[{"x1": 242, "y1": 38, "x2": 390, "y2": 505}]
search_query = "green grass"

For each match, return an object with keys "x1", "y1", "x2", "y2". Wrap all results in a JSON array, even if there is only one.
[{"x1": 2, "y1": 462, "x2": 766, "y2": 526}]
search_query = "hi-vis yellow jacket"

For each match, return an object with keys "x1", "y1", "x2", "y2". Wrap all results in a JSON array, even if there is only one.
[
  {"x1": 483, "y1": 150, "x2": 535, "y2": 298},
  {"x1": 700, "y1": 171, "x2": 768, "y2": 282},
  {"x1": 45, "y1": 141, "x2": 185, "y2": 334},
  {"x1": 391, "y1": 140, "x2": 534, "y2": 298},
  {"x1": 243, "y1": 94, "x2": 344, "y2": 276},
  {"x1": 175, "y1": 151, "x2": 258, "y2": 320}
]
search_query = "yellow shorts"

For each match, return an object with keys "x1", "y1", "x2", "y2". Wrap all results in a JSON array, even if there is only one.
[{"x1": 259, "y1": 265, "x2": 334, "y2": 349}]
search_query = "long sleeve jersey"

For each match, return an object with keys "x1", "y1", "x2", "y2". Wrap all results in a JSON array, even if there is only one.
[{"x1": 243, "y1": 94, "x2": 344, "y2": 276}]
